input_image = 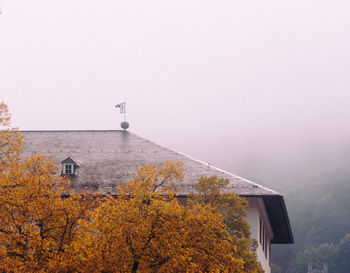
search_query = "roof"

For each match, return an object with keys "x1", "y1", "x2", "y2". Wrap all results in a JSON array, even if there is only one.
[
  {"x1": 61, "y1": 157, "x2": 79, "y2": 166},
  {"x1": 21, "y1": 130, "x2": 293, "y2": 244}
]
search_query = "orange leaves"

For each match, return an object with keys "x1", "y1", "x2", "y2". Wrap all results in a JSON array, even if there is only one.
[
  {"x1": 0, "y1": 103, "x2": 23, "y2": 167},
  {"x1": 0, "y1": 103, "x2": 260, "y2": 272},
  {"x1": 118, "y1": 161, "x2": 184, "y2": 200},
  {"x1": 0, "y1": 152, "x2": 93, "y2": 272},
  {"x1": 0, "y1": 102, "x2": 11, "y2": 128},
  {"x1": 64, "y1": 164, "x2": 247, "y2": 273},
  {"x1": 191, "y1": 176, "x2": 264, "y2": 273},
  {"x1": 0, "y1": 103, "x2": 95, "y2": 271},
  {"x1": 0, "y1": 154, "x2": 252, "y2": 272}
]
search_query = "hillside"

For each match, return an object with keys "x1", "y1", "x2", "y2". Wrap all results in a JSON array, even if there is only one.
[{"x1": 212, "y1": 137, "x2": 350, "y2": 272}]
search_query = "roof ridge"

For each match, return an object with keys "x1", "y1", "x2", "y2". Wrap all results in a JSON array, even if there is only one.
[{"x1": 21, "y1": 129, "x2": 125, "y2": 132}]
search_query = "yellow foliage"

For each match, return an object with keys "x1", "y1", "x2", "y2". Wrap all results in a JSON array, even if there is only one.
[
  {"x1": 0, "y1": 102, "x2": 23, "y2": 167},
  {"x1": 0, "y1": 103, "x2": 97, "y2": 272},
  {"x1": 191, "y1": 176, "x2": 264, "y2": 273},
  {"x1": 61, "y1": 164, "x2": 246, "y2": 273},
  {"x1": 0, "y1": 102, "x2": 11, "y2": 127},
  {"x1": 0, "y1": 103, "x2": 263, "y2": 273}
]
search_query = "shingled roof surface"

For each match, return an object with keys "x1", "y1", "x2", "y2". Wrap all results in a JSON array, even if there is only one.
[
  {"x1": 21, "y1": 130, "x2": 278, "y2": 196},
  {"x1": 21, "y1": 130, "x2": 293, "y2": 244}
]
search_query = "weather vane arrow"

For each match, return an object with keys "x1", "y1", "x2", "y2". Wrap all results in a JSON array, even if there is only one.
[{"x1": 115, "y1": 101, "x2": 129, "y2": 130}]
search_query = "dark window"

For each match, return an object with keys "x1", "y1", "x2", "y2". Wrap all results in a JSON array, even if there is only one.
[
  {"x1": 61, "y1": 158, "x2": 79, "y2": 176},
  {"x1": 259, "y1": 218, "x2": 262, "y2": 244},
  {"x1": 64, "y1": 164, "x2": 73, "y2": 174},
  {"x1": 265, "y1": 233, "x2": 268, "y2": 258},
  {"x1": 262, "y1": 225, "x2": 265, "y2": 252}
]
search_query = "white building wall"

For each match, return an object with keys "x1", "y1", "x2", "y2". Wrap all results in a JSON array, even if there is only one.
[{"x1": 246, "y1": 197, "x2": 273, "y2": 273}]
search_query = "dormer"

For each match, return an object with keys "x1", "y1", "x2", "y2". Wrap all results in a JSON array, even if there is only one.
[{"x1": 61, "y1": 157, "x2": 79, "y2": 176}]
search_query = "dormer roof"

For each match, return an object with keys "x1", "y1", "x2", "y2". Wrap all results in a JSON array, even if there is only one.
[{"x1": 61, "y1": 157, "x2": 79, "y2": 167}]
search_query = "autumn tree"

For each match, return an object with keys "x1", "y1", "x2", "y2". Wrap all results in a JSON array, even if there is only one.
[
  {"x1": 0, "y1": 102, "x2": 23, "y2": 167},
  {"x1": 60, "y1": 162, "x2": 247, "y2": 273},
  {"x1": 191, "y1": 176, "x2": 264, "y2": 273},
  {"x1": 0, "y1": 102, "x2": 263, "y2": 272},
  {"x1": 0, "y1": 102, "x2": 96, "y2": 272}
]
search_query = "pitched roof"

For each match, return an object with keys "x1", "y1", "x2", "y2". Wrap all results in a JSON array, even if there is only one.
[
  {"x1": 21, "y1": 130, "x2": 293, "y2": 244},
  {"x1": 21, "y1": 130, "x2": 278, "y2": 195}
]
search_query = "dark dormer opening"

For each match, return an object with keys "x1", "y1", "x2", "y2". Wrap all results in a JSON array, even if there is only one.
[{"x1": 61, "y1": 157, "x2": 79, "y2": 176}]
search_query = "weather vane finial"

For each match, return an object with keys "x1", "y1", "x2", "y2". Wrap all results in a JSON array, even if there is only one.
[{"x1": 115, "y1": 100, "x2": 129, "y2": 131}]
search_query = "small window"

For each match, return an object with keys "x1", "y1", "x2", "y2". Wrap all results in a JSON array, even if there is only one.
[
  {"x1": 64, "y1": 164, "x2": 73, "y2": 175},
  {"x1": 259, "y1": 217, "x2": 270, "y2": 260},
  {"x1": 259, "y1": 218, "x2": 262, "y2": 244},
  {"x1": 262, "y1": 225, "x2": 265, "y2": 252},
  {"x1": 61, "y1": 157, "x2": 79, "y2": 176},
  {"x1": 265, "y1": 233, "x2": 268, "y2": 258}
]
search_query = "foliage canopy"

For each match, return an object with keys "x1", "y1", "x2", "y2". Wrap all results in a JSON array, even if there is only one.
[{"x1": 0, "y1": 103, "x2": 262, "y2": 272}]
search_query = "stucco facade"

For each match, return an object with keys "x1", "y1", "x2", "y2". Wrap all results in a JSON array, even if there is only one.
[{"x1": 246, "y1": 198, "x2": 274, "y2": 273}]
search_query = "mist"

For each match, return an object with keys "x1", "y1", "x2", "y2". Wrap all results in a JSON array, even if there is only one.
[{"x1": 1, "y1": 0, "x2": 350, "y2": 189}]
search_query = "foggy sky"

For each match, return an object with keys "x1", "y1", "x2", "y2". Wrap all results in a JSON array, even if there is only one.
[{"x1": 1, "y1": 0, "x2": 350, "y2": 182}]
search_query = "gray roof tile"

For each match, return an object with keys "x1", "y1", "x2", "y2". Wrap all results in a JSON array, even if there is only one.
[
  {"x1": 21, "y1": 130, "x2": 278, "y2": 196},
  {"x1": 21, "y1": 130, "x2": 293, "y2": 244}
]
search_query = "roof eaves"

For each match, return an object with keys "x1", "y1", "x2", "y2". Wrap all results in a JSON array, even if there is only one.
[{"x1": 241, "y1": 194, "x2": 294, "y2": 244}]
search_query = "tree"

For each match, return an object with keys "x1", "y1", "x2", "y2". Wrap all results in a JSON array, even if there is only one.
[
  {"x1": 0, "y1": 103, "x2": 96, "y2": 272},
  {"x1": 288, "y1": 243, "x2": 335, "y2": 273},
  {"x1": 0, "y1": 102, "x2": 23, "y2": 166},
  {"x1": 0, "y1": 102, "x2": 262, "y2": 272},
  {"x1": 60, "y1": 162, "x2": 247, "y2": 272},
  {"x1": 287, "y1": 231, "x2": 350, "y2": 273},
  {"x1": 332, "y1": 232, "x2": 350, "y2": 273},
  {"x1": 191, "y1": 175, "x2": 264, "y2": 273}
]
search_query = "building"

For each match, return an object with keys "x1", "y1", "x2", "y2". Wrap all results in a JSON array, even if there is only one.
[{"x1": 21, "y1": 130, "x2": 293, "y2": 273}]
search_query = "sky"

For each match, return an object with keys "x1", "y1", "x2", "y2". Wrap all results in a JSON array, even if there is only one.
[{"x1": 1, "y1": 0, "x2": 350, "y2": 183}]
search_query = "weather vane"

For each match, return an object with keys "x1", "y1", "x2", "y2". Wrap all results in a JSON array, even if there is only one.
[{"x1": 115, "y1": 101, "x2": 129, "y2": 131}]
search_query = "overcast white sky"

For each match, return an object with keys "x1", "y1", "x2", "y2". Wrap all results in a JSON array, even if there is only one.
[{"x1": 1, "y1": 0, "x2": 350, "y2": 178}]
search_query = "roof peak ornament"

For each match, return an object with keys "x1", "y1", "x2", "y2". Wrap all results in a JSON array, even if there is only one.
[{"x1": 115, "y1": 101, "x2": 129, "y2": 131}]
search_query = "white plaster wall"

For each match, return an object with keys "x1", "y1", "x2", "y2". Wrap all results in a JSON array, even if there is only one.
[{"x1": 246, "y1": 197, "x2": 272, "y2": 273}]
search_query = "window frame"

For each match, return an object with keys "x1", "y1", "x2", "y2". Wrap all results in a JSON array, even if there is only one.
[
  {"x1": 63, "y1": 163, "x2": 74, "y2": 175},
  {"x1": 259, "y1": 216, "x2": 270, "y2": 261}
]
